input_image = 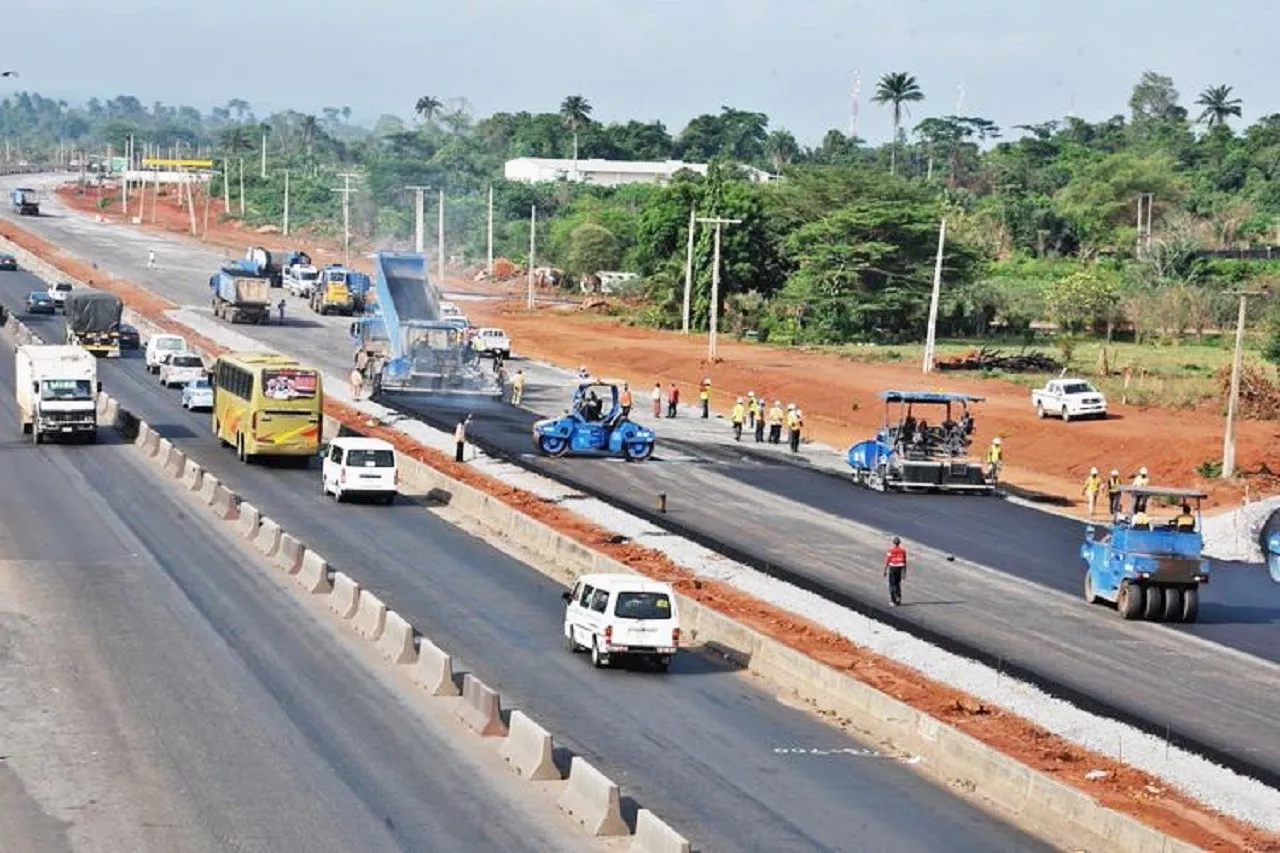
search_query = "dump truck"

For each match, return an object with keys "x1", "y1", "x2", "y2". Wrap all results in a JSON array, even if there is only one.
[
  {"x1": 10, "y1": 187, "x2": 39, "y2": 215},
  {"x1": 63, "y1": 289, "x2": 123, "y2": 357},
  {"x1": 16, "y1": 344, "x2": 99, "y2": 443},
  {"x1": 309, "y1": 266, "x2": 357, "y2": 315},
  {"x1": 210, "y1": 267, "x2": 271, "y2": 324}
]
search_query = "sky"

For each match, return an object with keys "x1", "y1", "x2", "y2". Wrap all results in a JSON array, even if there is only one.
[{"x1": 4, "y1": 0, "x2": 1276, "y2": 145}]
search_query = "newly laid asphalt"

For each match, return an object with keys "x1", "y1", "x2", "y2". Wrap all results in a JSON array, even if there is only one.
[
  {"x1": 0, "y1": 270, "x2": 1047, "y2": 852},
  {"x1": 0, "y1": 323, "x2": 590, "y2": 852},
  {"x1": 2, "y1": 176, "x2": 1277, "y2": 782}
]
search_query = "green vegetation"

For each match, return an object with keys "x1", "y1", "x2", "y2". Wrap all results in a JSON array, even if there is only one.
[{"x1": 4, "y1": 75, "x2": 1280, "y2": 359}]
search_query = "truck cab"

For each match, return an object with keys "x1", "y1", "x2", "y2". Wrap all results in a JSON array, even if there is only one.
[
  {"x1": 16, "y1": 345, "x2": 100, "y2": 444},
  {"x1": 310, "y1": 267, "x2": 355, "y2": 315},
  {"x1": 1081, "y1": 486, "x2": 1209, "y2": 623}
]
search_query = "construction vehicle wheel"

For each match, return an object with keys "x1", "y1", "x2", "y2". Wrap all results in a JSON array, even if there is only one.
[
  {"x1": 1142, "y1": 585, "x2": 1165, "y2": 621},
  {"x1": 1117, "y1": 581, "x2": 1144, "y2": 620},
  {"x1": 623, "y1": 441, "x2": 653, "y2": 462},
  {"x1": 1180, "y1": 587, "x2": 1199, "y2": 623},
  {"x1": 538, "y1": 435, "x2": 569, "y2": 457},
  {"x1": 1161, "y1": 587, "x2": 1184, "y2": 622},
  {"x1": 1083, "y1": 571, "x2": 1099, "y2": 604}
]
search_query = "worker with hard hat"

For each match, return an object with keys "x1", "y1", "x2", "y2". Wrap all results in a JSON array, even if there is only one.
[
  {"x1": 753, "y1": 395, "x2": 766, "y2": 443},
  {"x1": 746, "y1": 391, "x2": 759, "y2": 431},
  {"x1": 700, "y1": 378, "x2": 711, "y2": 419},
  {"x1": 731, "y1": 397, "x2": 746, "y2": 441},
  {"x1": 1132, "y1": 466, "x2": 1150, "y2": 512},
  {"x1": 788, "y1": 407, "x2": 804, "y2": 453},
  {"x1": 1083, "y1": 467, "x2": 1102, "y2": 517},
  {"x1": 767, "y1": 400, "x2": 784, "y2": 444},
  {"x1": 1105, "y1": 469, "x2": 1123, "y2": 515},
  {"x1": 986, "y1": 436, "x2": 1003, "y2": 481},
  {"x1": 884, "y1": 535, "x2": 908, "y2": 606}
]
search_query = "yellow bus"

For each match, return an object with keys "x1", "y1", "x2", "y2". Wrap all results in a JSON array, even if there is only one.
[{"x1": 211, "y1": 352, "x2": 323, "y2": 462}]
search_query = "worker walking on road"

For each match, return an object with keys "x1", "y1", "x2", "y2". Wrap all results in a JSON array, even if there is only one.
[
  {"x1": 148, "y1": 249, "x2": 157, "y2": 270},
  {"x1": 746, "y1": 392, "x2": 758, "y2": 431},
  {"x1": 1105, "y1": 469, "x2": 1123, "y2": 516},
  {"x1": 277, "y1": 299, "x2": 287, "y2": 324},
  {"x1": 454, "y1": 415, "x2": 471, "y2": 463},
  {"x1": 651, "y1": 382, "x2": 663, "y2": 418},
  {"x1": 1083, "y1": 467, "x2": 1102, "y2": 516},
  {"x1": 884, "y1": 536, "x2": 908, "y2": 606},
  {"x1": 667, "y1": 383, "x2": 680, "y2": 418},
  {"x1": 986, "y1": 437, "x2": 1003, "y2": 482},
  {"x1": 510, "y1": 369, "x2": 525, "y2": 405},
  {"x1": 731, "y1": 398, "x2": 746, "y2": 441},
  {"x1": 1132, "y1": 467, "x2": 1150, "y2": 512},
  {"x1": 768, "y1": 400, "x2": 784, "y2": 444},
  {"x1": 619, "y1": 383, "x2": 633, "y2": 417},
  {"x1": 700, "y1": 378, "x2": 711, "y2": 418},
  {"x1": 349, "y1": 366, "x2": 365, "y2": 401},
  {"x1": 754, "y1": 399, "x2": 766, "y2": 442}
]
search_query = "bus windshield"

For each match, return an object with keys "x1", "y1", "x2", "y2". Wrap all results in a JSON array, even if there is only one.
[{"x1": 262, "y1": 368, "x2": 318, "y2": 400}]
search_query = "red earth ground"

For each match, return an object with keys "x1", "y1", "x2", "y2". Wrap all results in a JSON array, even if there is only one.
[{"x1": 7, "y1": 209, "x2": 1280, "y2": 849}]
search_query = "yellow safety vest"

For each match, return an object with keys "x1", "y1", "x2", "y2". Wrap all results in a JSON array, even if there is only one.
[
  {"x1": 987, "y1": 444, "x2": 1002, "y2": 463},
  {"x1": 1084, "y1": 475, "x2": 1101, "y2": 495},
  {"x1": 768, "y1": 407, "x2": 783, "y2": 425},
  {"x1": 731, "y1": 404, "x2": 745, "y2": 423}
]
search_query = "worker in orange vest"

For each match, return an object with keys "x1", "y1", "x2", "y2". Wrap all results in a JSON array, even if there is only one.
[
  {"x1": 619, "y1": 383, "x2": 633, "y2": 417},
  {"x1": 884, "y1": 536, "x2": 908, "y2": 606}
]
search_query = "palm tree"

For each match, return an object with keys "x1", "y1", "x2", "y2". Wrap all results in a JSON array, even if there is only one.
[
  {"x1": 763, "y1": 130, "x2": 800, "y2": 171},
  {"x1": 559, "y1": 95, "x2": 593, "y2": 163},
  {"x1": 1195, "y1": 85, "x2": 1242, "y2": 127},
  {"x1": 414, "y1": 95, "x2": 443, "y2": 124},
  {"x1": 871, "y1": 72, "x2": 924, "y2": 175}
]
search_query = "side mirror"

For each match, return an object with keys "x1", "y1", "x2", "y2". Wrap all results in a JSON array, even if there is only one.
[
  {"x1": 561, "y1": 591, "x2": 572, "y2": 603},
  {"x1": 32, "y1": 381, "x2": 38, "y2": 393},
  {"x1": 96, "y1": 381, "x2": 103, "y2": 393}
]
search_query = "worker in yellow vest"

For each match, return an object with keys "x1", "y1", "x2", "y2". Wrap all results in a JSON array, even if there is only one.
[
  {"x1": 767, "y1": 400, "x2": 784, "y2": 444},
  {"x1": 1105, "y1": 469, "x2": 1123, "y2": 516},
  {"x1": 731, "y1": 398, "x2": 746, "y2": 441},
  {"x1": 788, "y1": 407, "x2": 804, "y2": 453},
  {"x1": 1083, "y1": 467, "x2": 1102, "y2": 516},
  {"x1": 746, "y1": 391, "x2": 758, "y2": 431},
  {"x1": 986, "y1": 437, "x2": 1003, "y2": 482},
  {"x1": 700, "y1": 378, "x2": 711, "y2": 418}
]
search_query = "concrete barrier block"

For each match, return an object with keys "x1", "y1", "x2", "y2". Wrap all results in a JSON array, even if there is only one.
[
  {"x1": 410, "y1": 637, "x2": 459, "y2": 696},
  {"x1": 198, "y1": 472, "x2": 221, "y2": 506},
  {"x1": 102, "y1": 396, "x2": 119, "y2": 426},
  {"x1": 376, "y1": 610, "x2": 417, "y2": 664},
  {"x1": 153, "y1": 436, "x2": 173, "y2": 466},
  {"x1": 162, "y1": 443, "x2": 186, "y2": 478},
  {"x1": 234, "y1": 502, "x2": 260, "y2": 539},
  {"x1": 95, "y1": 392, "x2": 108, "y2": 417},
  {"x1": 557, "y1": 757, "x2": 629, "y2": 837},
  {"x1": 328, "y1": 572, "x2": 360, "y2": 619},
  {"x1": 273, "y1": 533, "x2": 304, "y2": 574},
  {"x1": 254, "y1": 516, "x2": 281, "y2": 557},
  {"x1": 352, "y1": 589, "x2": 387, "y2": 640},
  {"x1": 499, "y1": 711, "x2": 561, "y2": 781},
  {"x1": 181, "y1": 458, "x2": 203, "y2": 491},
  {"x1": 455, "y1": 673, "x2": 507, "y2": 736},
  {"x1": 138, "y1": 423, "x2": 160, "y2": 457},
  {"x1": 297, "y1": 550, "x2": 332, "y2": 594},
  {"x1": 630, "y1": 809, "x2": 691, "y2": 853},
  {"x1": 210, "y1": 483, "x2": 239, "y2": 521}
]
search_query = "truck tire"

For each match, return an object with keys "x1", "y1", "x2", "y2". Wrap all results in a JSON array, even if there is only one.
[
  {"x1": 1036, "y1": 403, "x2": 1046, "y2": 419},
  {"x1": 1161, "y1": 587, "x2": 1184, "y2": 622},
  {"x1": 1061, "y1": 409, "x2": 1071, "y2": 423},
  {"x1": 1141, "y1": 585, "x2": 1165, "y2": 621},
  {"x1": 1180, "y1": 587, "x2": 1199, "y2": 623},
  {"x1": 1117, "y1": 580, "x2": 1144, "y2": 620}
]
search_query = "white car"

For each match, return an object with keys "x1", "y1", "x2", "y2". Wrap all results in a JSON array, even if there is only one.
[
  {"x1": 562, "y1": 573, "x2": 680, "y2": 671},
  {"x1": 439, "y1": 301, "x2": 462, "y2": 318},
  {"x1": 285, "y1": 265, "x2": 319, "y2": 297},
  {"x1": 159, "y1": 351, "x2": 206, "y2": 388},
  {"x1": 145, "y1": 333, "x2": 188, "y2": 373},
  {"x1": 48, "y1": 281, "x2": 73, "y2": 310},
  {"x1": 322, "y1": 436, "x2": 398, "y2": 504},
  {"x1": 1031, "y1": 378, "x2": 1108, "y2": 422},
  {"x1": 181, "y1": 377, "x2": 213, "y2": 410},
  {"x1": 474, "y1": 327, "x2": 511, "y2": 359}
]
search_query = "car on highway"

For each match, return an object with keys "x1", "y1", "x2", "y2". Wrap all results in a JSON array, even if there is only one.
[
  {"x1": 321, "y1": 436, "x2": 398, "y2": 504},
  {"x1": 181, "y1": 377, "x2": 214, "y2": 411},
  {"x1": 0, "y1": 252, "x2": 17, "y2": 271},
  {"x1": 145, "y1": 333, "x2": 187, "y2": 372},
  {"x1": 116, "y1": 322, "x2": 140, "y2": 350},
  {"x1": 474, "y1": 327, "x2": 511, "y2": 359},
  {"x1": 562, "y1": 573, "x2": 680, "y2": 671},
  {"x1": 48, "y1": 281, "x2": 73, "y2": 310},
  {"x1": 25, "y1": 291, "x2": 55, "y2": 314},
  {"x1": 159, "y1": 351, "x2": 206, "y2": 388}
]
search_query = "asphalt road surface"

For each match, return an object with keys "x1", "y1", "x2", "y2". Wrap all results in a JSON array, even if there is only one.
[
  {"x1": 2, "y1": 179, "x2": 1278, "y2": 781},
  {"x1": 0, "y1": 273, "x2": 1048, "y2": 852},
  {"x1": 0, "y1": 327, "x2": 593, "y2": 851}
]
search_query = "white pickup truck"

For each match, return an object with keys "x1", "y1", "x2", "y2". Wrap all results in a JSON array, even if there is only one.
[{"x1": 1031, "y1": 378, "x2": 1108, "y2": 422}]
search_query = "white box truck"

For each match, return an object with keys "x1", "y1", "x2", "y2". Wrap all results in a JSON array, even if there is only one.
[{"x1": 16, "y1": 345, "x2": 100, "y2": 444}]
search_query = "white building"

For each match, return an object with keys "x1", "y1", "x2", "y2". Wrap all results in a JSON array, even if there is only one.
[{"x1": 503, "y1": 157, "x2": 775, "y2": 187}]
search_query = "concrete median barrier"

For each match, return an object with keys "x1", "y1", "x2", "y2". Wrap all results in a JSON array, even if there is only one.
[
  {"x1": 376, "y1": 610, "x2": 417, "y2": 664},
  {"x1": 630, "y1": 809, "x2": 690, "y2": 853},
  {"x1": 153, "y1": 436, "x2": 173, "y2": 466},
  {"x1": 297, "y1": 550, "x2": 332, "y2": 594},
  {"x1": 499, "y1": 711, "x2": 560, "y2": 781},
  {"x1": 410, "y1": 637, "x2": 459, "y2": 696},
  {"x1": 352, "y1": 589, "x2": 387, "y2": 640},
  {"x1": 198, "y1": 472, "x2": 220, "y2": 506},
  {"x1": 455, "y1": 674, "x2": 507, "y2": 737},
  {"x1": 557, "y1": 757, "x2": 629, "y2": 837},
  {"x1": 234, "y1": 502, "x2": 260, "y2": 539},
  {"x1": 138, "y1": 423, "x2": 160, "y2": 457},
  {"x1": 273, "y1": 533, "x2": 304, "y2": 574},
  {"x1": 209, "y1": 483, "x2": 239, "y2": 521},
  {"x1": 254, "y1": 516, "x2": 281, "y2": 557},
  {"x1": 102, "y1": 395, "x2": 119, "y2": 427},
  {"x1": 328, "y1": 572, "x2": 360, "y2": 619},
  {"x1": 181, "y1": 458, "x2": 203, "y2": 491},
  {"x1": 162, "y1": 443, "x2": 186, "y2": 478}
]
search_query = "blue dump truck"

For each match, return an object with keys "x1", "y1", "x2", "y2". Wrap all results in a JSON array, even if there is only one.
[
  {"x1": 1080, "y1": 486, "x2": 1210, "y2": 622},
  {"x1": 210, "y1": 266, "x2": 272, "y2": 324},
  {"x1": 10, "y1": 187, "x2": 39, "y2": 216}
]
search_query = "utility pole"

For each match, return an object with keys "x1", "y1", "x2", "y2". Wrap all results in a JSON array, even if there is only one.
[
  {"x1": 332, "y1": 173, "x2": 359, "y2": 266},
  {"x1": 122, "y1": 135, "x2": 131, "y2": 216},
  {"x1": 1222, "y1": 290, "x2": 1264, "y2": 479},
  {"x1": 202, "y1": 172, "x2": 212, "y2": 240},
  {"x1": 260, "y1": 130, "x2": 267, "y2": 179},
  {"x1": 437, "y1": 189, "x2": 445, "y2": 285},
  {"x1": 185, "y1": 174, "x2": 198, "y2": 236},
  {"x1": 850, "y1": 71, "x2": 861, "y2": 139},
  {"x1": 922, "y1": 218, "x2": 948, "y2": 374},
  {"x1": 527, "y1": 205, "x2": 537, "y2": 309},
  {"x1": 238, "y1": 158, "x2": 245, "y2": 216},
  {"x1": 696, "y1": 215, "x2": 742, "y2": 361},
  {"x1": 404, "y1": 185, "x2": 430, "y2": 253},
  {"x1": 1136, "y1": 193, "x2": 1154, "y2": 257},
  {"x1": 222, "y1": 164, "x2": 230, "y2": 215},
  {"x1": 682, "y1": 206, "x2": 697, "y2": 333},
  {"x1": 486, "y1": 185, "x2": 494, "y2": 277},
  {"x1": 281, "y1": 170, "x2": 290, "y2": 236}
]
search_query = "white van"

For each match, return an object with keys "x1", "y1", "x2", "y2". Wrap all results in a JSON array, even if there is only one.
[
  {"x1": 145, "y1": 333, "x2": 188, "y2": 373},
  {"x1": 322, "y1": 436, "x2": 398, "y2": 504},
  {"x1": 562, "y1": 573, "x2": 680, "y2": 671}
]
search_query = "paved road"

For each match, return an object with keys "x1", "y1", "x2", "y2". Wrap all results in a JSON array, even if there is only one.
[
  {"x1": 0, "y1": 273, "x2": 1048, "y2": 852},
  {"x1": 0, "y1": 324, "x2": 593, "y2": 851},
  {"x1": 4, "y1": 178, "x2": 1278, "y2": 781}
]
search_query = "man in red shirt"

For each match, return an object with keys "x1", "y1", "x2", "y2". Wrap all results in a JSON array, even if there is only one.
[{"x1": 884, "y1": 536, "x2": 907, "y2": 606}]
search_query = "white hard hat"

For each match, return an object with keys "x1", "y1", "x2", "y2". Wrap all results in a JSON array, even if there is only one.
[
  {"x1": 736, "y1": 397, "x2": 743, "y2": 403},
  {"x1": 993, "y1": 436, "x2": 1002, "y2": 444},
  {"x1": 1111, "y1": 469, "x2": 1119, "y2": 476},
  {"x1": 1090, "y1": 466, "x2": 1098, "y2": 474},
  {"x1": 787, "y1": 403, "x2": 795, "y2": 410},
  {"x1": 748, "y1": 390, "x2": 754, "y2": 396},
  {"x1": 1139, "y1": 466, "x2": 1148, "y2": 475}
]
